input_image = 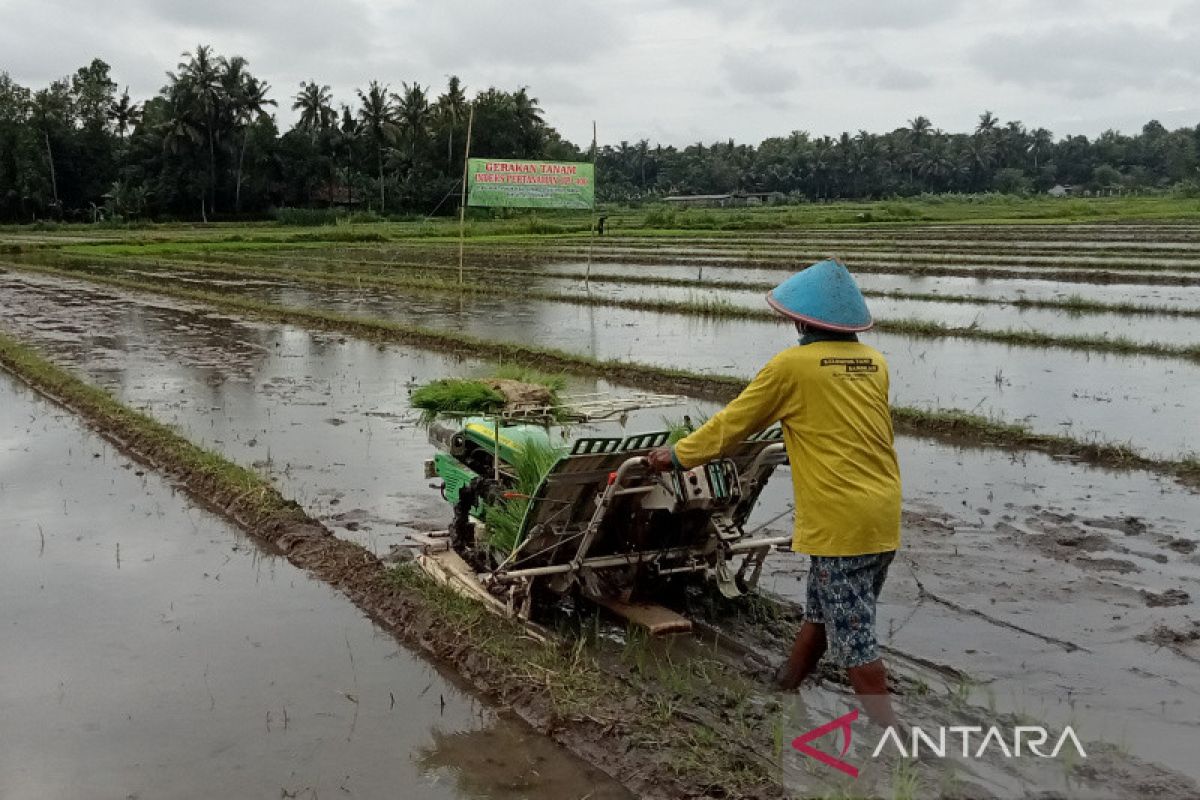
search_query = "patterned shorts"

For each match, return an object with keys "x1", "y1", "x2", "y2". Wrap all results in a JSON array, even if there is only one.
[{"x1": 804, "y1": 551, "x2": 895, "y2": 668}]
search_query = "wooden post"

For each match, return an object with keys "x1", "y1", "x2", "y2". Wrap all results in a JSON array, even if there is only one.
[
  {"x1": 458, "y1": 105, "x2": 475, "y2": 285},
  {"x1": 585, "y1": 120, "x2": 597, "y2": 284}
]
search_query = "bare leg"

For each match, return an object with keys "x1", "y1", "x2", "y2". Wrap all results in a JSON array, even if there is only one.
[
  {"x1": 776, "y1": 621, "x2": 827, "y2": 691},
  {"x1": 847, "y1": 658, "x2": 899, "y2": 728}
]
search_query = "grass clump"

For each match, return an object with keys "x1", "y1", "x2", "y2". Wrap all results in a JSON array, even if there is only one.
[
  {"x1": 409, "y1": 378, "x2": 506, "y2": 424},
  {"x1": 273, "y1": 207, "x2": 341, "y2": 226}
]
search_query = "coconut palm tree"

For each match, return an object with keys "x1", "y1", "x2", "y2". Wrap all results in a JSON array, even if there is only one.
[
  {"x1": 907, "y1": 115, "x2": 932, "y2": 141},
  {"x1": 435, "y1": 76, "x2": 468, "y2": 170},
  {"x1": 976, "y1": 110, "x2": 999, "y2": 135},
  {"x1": 1030, "y1": 127, "x2": 1054, "y2": 170},
  {"x1": 171, "y1": 45, "x2": 224, "y2": 214},
  {"x1": 393, "y1": 81, "x2": 430, "y2": 162},
  {"x1": 158, "y1": 88, "x2": 206, "y2": 219},
  {"x1": 107, "y1": 87, "x2": 141, "y2": 138},
  {"x1": 229, "y1": 70, "x2": 275, "y2": 212},
  {"x1": 356, "y1": 80, "x2": 396, "y2": 210},
  {"x1": 293, "y1": 81, "x2": 334, "y2": 132},
  {"x1": 512, "y1": 87, "x2": 545, "y2": 156},
  {"x1": 338, "y1": 104, "x2": 360, "y2": 208}
]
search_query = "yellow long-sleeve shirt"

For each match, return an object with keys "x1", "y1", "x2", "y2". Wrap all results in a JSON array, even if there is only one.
[{"x1": 673, "y1": 341, "x2": 901, "y2": 556}]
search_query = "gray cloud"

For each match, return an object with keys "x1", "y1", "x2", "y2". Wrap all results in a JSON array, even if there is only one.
[
  {"x1": 1169, "y1": 0, "x2": 1200, "y2": 26},
  {"x1": 671, "y1": 0, "x2": 963, "y2": 30},
  {"x1": 721, "y1": 49, "x2": 801, "y2": 96},
  {"x1": 1, "y1": 0, "x2": 1198, "y2": 148},
  {"x1": 971, "y1": 24, "x2": 1200, "y2": 98},
  {"x1": 393, "y1": 0, "x2": 627, "y2": 68},
  {"x1": 846, "y1": 57, "x2": 935, "y2": 92}
]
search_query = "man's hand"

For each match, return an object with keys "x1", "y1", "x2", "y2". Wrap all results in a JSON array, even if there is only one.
[{"x1": 645, "y1": 446, "x2": 676, "y2": 471}]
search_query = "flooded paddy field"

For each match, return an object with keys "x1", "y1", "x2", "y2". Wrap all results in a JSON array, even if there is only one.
[
  {"x1": 2, "y1": 267, "x2": 1200, "y2": 790},
  {"x1": 7, "y1": 265, "x2": 1192, "y2": 458},
  {"x1": 0, "y1": 374, "x2": 626, "y2": 800},
  {"x1": 532, "y1": 245, "x2": 1200, "y2": 274},
  {"x1": 73, "y1": 253, "x2": 1200, "y2": 345}
]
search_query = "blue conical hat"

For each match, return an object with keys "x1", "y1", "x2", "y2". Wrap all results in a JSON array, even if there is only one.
[{"x1": 766, "y1": 259, "x2": 873, "y2": 331}]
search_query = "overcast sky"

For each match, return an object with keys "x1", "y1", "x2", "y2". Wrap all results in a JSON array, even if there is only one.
[{"x1": 3, "y1": 0, "x2": 1199, "y2": 148}]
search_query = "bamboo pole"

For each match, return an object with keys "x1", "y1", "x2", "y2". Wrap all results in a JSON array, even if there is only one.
[
  {"x1": 458, "y1": 106, "x2": 475, "y2": 285},
  {"x1": 585, "y1": 120, "x2": 597, "y2": 284}
]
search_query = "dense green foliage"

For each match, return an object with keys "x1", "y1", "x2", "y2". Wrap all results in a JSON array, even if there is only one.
[
  {"x1": 3, "y1": 48, "x2": 1199, "y2": 222},
  {"x1": 0, "y1": 48, "x2": 577, "y2": 222},
  {"x1": 597, "y1": 113, "x2": 1200, "y2": 202}
]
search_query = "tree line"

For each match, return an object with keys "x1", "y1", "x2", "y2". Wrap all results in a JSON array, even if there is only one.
[
  {"x1": 597, "y1": 113, "x2": 1200, "y2": 202},
  {"x1": 2, "y1": 47, "x2": 1198, "y2": 223},
  {"x1": 0, "y1": 47, "x2": 577, "y2": 222}
]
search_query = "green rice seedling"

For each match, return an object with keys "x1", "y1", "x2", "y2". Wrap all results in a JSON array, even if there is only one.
[
  {"x1": 662, "y1": 413, "x2": 710, "y2": 444},
  {"x1": 891, "y1": 758, "x2": 920, "y2": 800},
  {"x1": 662, "y1": 416, "x2": 694, "y2": 444},
  {"x1": 408, "y1": 379, "x2": 506, "y2": 425},
  {"x1": 952, "y1": 674, "x2": 976, "y2": 704},
  {"x1": 482, "y1": 439, "x2": 561, "y2": 555}
]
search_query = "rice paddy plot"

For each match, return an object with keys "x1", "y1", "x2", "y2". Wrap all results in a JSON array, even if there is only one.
[
  {"x1": 553, "y1": 282, "x2": 1196, "y2": 345},
  {"x1": 517, "y1": 258, "x2": 1200, "y2": 288},
  {"x1": 543, "y1": 242, "x2": 1200, "y2": 272},
  {"x1": 859, "y1": 272, "x2": 1200, "y2": 309},
  {"x1": 10, "y1": 266, "x2": 1191, "y2": 460}
]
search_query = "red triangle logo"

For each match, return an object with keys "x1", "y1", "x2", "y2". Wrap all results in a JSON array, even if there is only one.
[{"x1": 791, "y1": 708, "x2": 859, "y2": 778}]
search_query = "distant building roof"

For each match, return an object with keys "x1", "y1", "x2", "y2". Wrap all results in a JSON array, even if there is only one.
[{"x1": 664, "y1": 194, "x2": 733, "y2": 201}]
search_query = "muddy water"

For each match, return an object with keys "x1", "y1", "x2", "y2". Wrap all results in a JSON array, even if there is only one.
[
  {"x1": 859, "y1": 271, "x2": 1200, "y2": 309},
  {"x1": 0, "y1": 376, "x2": 627, "y2": 800},
  {"x1": 132, "y1": 247, "x2": 1200, "y2": 310},
  {"x1": 572, "y1": 233, "x2": 1200, "y2": 253},
  {"x1": 3, "y1": 271, "x2": 1200, "y2": 784},
  {"x1": 9, "y1": 267, "x2": 1197, "y2": 458},
  {"x1": 76, "y1": 257, "x2": 1199, "y2": 346},
  {"x1": 545, "y1": 244, "x2": 1200, "y2": 273},
  {"x1": 545, "y1": 281, "x2": 1195, "y2": 345},
  {"x1": 51, "y1": 268, "x2": 1194, "y2": 459},
  {"x1": 531, "y1": 258, "x2": 1200, "y2": 292}
]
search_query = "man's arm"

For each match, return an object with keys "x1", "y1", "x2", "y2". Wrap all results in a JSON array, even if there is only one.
[{"x1": 649, "y1": 356, "x2": 789, "y2": 470}]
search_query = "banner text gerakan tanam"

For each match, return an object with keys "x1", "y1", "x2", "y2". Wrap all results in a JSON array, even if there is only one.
[{"x1": 466, "y1": 159, "x2": 594, "y2": 209}]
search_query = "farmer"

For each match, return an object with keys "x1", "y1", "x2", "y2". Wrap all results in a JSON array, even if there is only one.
[{"x1": 647, "y1": 259, "x2": 902, "y2": 727}]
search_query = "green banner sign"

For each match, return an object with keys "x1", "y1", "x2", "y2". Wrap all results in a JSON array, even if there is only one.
[{"x1": 467, "y1": 158, "x2": 594, "y2": 209}]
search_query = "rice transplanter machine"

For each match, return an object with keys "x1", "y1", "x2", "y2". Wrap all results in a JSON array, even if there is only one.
[{"x1": 413, "y1": 391, "x2": 791, "y2": 635}]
